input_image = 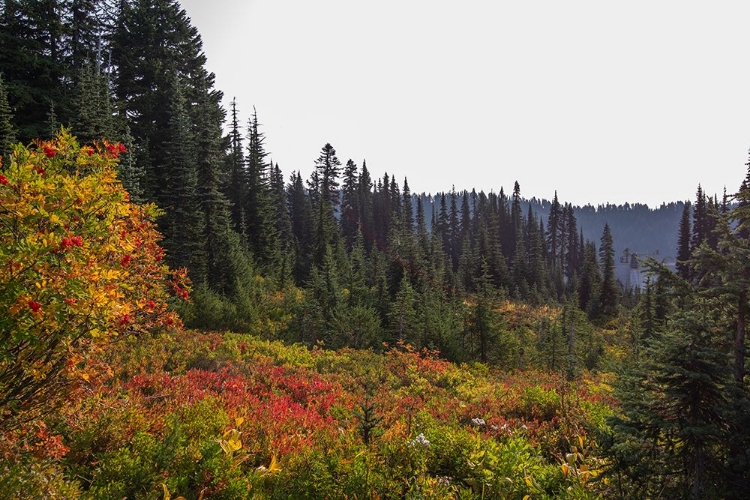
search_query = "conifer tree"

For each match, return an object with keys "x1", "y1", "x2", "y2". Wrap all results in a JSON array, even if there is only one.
[
  {"x1": 340, "y1": 159, "x2": 360, "y2": 251},
  {"x1": 244, "y1": 108, "x2": 277, "y2": 270},
  {"x1": 190, "y1": 64, "x2": 243, "y2": 296},
  {"x1": 691, "y1": 185, "x2": 708, "y2": 252},
  {"x1": 547, "y1": 191, "x2": 561, "y2": 266},
  {"x1": 225, "y1": 97, "x2": 247, "y2": 238},
  {"x1": 676, "y1": 201, "x2": 692, "y2": 280},
  {"x1": 160, "y1": 75, "x2": 202, "y2": 278},
  {"x1": 0, "y1": 0, "x2": 68, "y2": 141},
  {"x1": 72, "y1": 61, "x2": 115, "y2": 143},
  {"x1": 390, "y1": 274, "x2": 417, "y2": 343},
  {"x1": 578, "y1": 240, "x2": 601, "y2": 315},
  {"x1": 606, "y1": 298, "x2": 730, "y2": 499},
  {"x1": 472, "y1": 259, "x2": 497, "y2": 363},
  {"x1": 311, "y1": 143, "x2": 342, "y2": 267},
  {"x1": 598, "y1": 223, "x2": 619, "y2": 318},
  {"x1": 288, "y1": 170, "x2": 314, "y2": 283},
  {"x1": 0, "y1": 74, "x2": 16, "y2": 160},
  {"x1": 270, "y1": 162, "x2": 294, "y2": 287},
  {"x1": 69, "y1": 0, "x2": 102, "y2": 72},
  {"x1": 357, "y1": 160, "x2": 374, "y2": 251}
]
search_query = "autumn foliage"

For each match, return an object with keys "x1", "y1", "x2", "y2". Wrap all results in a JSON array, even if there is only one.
[{"x1": 0, "y1": 130, "x2": 186, "y2": 425}]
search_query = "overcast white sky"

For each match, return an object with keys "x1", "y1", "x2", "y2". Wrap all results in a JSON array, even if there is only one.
[{"x1": 179, "y1": 0, "x2": 750, "y2": 207}]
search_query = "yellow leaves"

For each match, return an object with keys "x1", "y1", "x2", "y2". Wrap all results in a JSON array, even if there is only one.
[
  {"x1": 218, "y1": 428, "x2": 242, "y2": 455},
  {"x1": 268, "y1": 454, "x2": 282, "y2": 473},
  {"x1": 256, "y1": 454, "x2": 282, "y2": 474},
  {"x1": 160, "y1": 483, "x2": 186, "y2": 500}
]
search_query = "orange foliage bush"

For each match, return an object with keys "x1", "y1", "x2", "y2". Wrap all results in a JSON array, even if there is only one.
[{"x1": 0, "y1": 130, "x2": 187, "y2": 426}]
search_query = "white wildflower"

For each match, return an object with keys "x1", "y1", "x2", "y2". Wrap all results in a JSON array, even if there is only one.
[
  {"x1": 409, "y1": 432, "x2": 430, "y2": 447},
  {"x1": 437, "y1": 476, "x2": 452, "y2": 486},
  {"x1": 471, "y1": 417, "x2": 486, "y2": 427}
]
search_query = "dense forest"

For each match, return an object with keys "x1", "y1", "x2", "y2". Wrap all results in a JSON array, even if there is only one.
[{"x1": 1, "y1": 1, "x2": 748, "y2": 499}]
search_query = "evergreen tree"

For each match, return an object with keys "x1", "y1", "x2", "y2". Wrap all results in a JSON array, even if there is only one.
[
  {"x1": 0, "y1": 73, "x2": 16, "y2": 160},
  {"x1": 578, "y1": 240, "x2": 601, "y2": 315},
  {"x1": 340, "y1": 159, "x2": 359, "y2": 251},
  {"x1": 598, "y1": 223, "x2": 619, "y2": 318},
  {"x1": 357, "y1": 160, "x2": 374, "y2": 251},
  {"x1": 605, "y1": 298, "x2": 730, "y2": 499},
  {"x1": 160, "y1": 75, "x2": 203, "y2": 279},
  {"x1": 691, "y1": 185, "x2": 708, "y2": 252},
  {"x1": 71, "y1": 61, "x2": 115, "y2": 143},
  {"x1": 244, "y1": 108, "x2": 277, "y2": 270},
  {"x1": 69, "y1": 0, "x2": 103, "y2": 72},
  {"x1": 225, "y1": 97, "x2": 247, "y2": 238},
  {"x1": 676, "y1": 201, "x2": 692, "y2": 280},
  {"x1": 111, "y1": 0, "x2": 212, "y2": 202},
  {"x1": 389, "y1": 273, "x2": 417, "y2": 344},
  {"x1": 471, "y1": 259, "x2": 497, "y2": 363},
  {"x1": 547, "y1": 191, "x2": 561, "y2": 267},
  {"x1": 288, "y1": 170, "x2": 314, "y2": 283},
  {"x1": 270, "y1": 162, "x2": 294, "y2": 287},
  {"x1": 311, "y1": 143, "x2": 342, "y2": 266},
  {"x1": 0, "y1": 0, "x2": 69, "y2": 141}
]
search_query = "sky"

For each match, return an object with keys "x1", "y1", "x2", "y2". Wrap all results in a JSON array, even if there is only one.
[{"x1": 179, "y1": 0, "x2": 750, "y2": 208}]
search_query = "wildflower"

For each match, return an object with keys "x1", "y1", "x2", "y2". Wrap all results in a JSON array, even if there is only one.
[
  {"x1": 121, "y1": 254, "x2": 132, "y2": 267},
  {"x1": 118, "y1": 143, "x2": 127, "y2": 153},
  {"x1": 0, "y1": 175, "x2": 7, "y2": 185},
  {"x1": 44, "y1": 146, "x2": 56, "y2": 158},
  {"x1": 28, "y1": 300, "x2": 42, "y2": 313},
  {"x1": 119, "y1": 314, "x2": 130, "y2": 325},
  {"x1": 471, "y1": 417, "x2": 486, "y2": 427},
  {"x1": 408, "y1": 432, "x2": 430, "y2": 448}
]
